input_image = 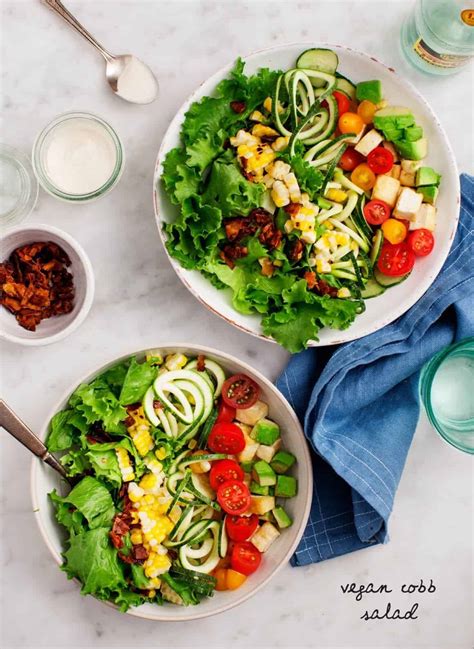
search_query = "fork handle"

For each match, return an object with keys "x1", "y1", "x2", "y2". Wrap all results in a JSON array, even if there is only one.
[
  {"x1": 41, "y1": 0, "x2": 113, "y2": 62},
  {"x1": 0, "y1": 400, "x2": 68, "y2": 479}
]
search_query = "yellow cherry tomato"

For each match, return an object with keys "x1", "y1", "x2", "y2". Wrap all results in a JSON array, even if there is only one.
[
  {"x1": 357, "y1": 100, "x2": 377, "y2": 124},
  {"x1": 226, "y1": 569, "x2": 247, "y2": 590},
  {"x1": 213, "y1": 568, "x2": 229, "y2": 591},
  {"x1": 381, "y1": 219, "x2": 408, "y2": 244},
  {"x1": 338, "y1": 112, "x2": 364, "y2": 135},
  {"x1": 350, "y1": 163, "x2": 376, "y2": 191}
]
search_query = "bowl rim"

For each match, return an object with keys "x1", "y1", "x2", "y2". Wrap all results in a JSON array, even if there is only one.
[
  {"x1": 152, "y1": 41, "x2": 460, "y2": 347},
  {"x1": 30, "y1": 342, "x2": 313, "y2": 621},
  {"x1": 0, "y1": 223, "x2": 95, "y2": 346}
]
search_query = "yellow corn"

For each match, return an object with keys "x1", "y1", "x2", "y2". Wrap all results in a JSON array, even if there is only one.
[
  {"x1": 272, "y1": 136, "x2": 289, "y2": 152},
  {"x1": 130, "y1": 529, "x2": 143, "y2": 545},
  {"x1": 115, "y1": 447, "x2": 135, "y2": 482},
  {"x1": 250, "y1": 110, "x2": 266, "y2": 122},
  {"x1": 251, "y1": 124, "x2": 279, "y2": 139},
  {"x1": 165, "y1": 353, "x2": 188, "y2": 371},
  {"x1": 144, "y1": 551, "x2": 172, "y2": 579},
  {"x1": 325, "y1": 189, "x2": 348, "y2": 203},
  {"x1": 128, "y1": 482, "x2": 145, "y2": 503},
  {"x1": 271, "y1": 180, "x2": 290, "y2": 207},
  {"x1": 155, "y1": 447, "x2": 168, "y2": 461},
  {"x1": 139, "y1": 473, "x2": 159, "y2": 492},
  {"x1": 323, "y1": 220, "x2": 334, "y2": 230},
  {"x1": 130, "y1": 426, "x2": 155, "y2": 457},
  {"x1": 337, "y1": 287, "x2": 351, "y2": 298},
  {"x1": 263, "y1": 97, "x2": 272, "y2": 112}
]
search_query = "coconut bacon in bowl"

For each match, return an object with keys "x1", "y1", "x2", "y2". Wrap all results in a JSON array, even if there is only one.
[
  {"x1": 160, "y1": 47, "x2": 443, "y2": 352},
  {"x1": 46, "y1": 351, "x2": 300, "y2": 611}
]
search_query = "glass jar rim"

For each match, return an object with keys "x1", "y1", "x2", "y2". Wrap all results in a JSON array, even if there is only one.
[
  {"x1": 32, "y1": 111, "x2": 124, "y2": 203},
  {"x1": 0, "y1": 144, "x2": 39, "y2": 228}
]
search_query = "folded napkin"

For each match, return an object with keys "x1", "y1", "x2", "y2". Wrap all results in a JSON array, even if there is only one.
[{"x1": 276, "y1": 173, "x2": 474, "y2": 566}]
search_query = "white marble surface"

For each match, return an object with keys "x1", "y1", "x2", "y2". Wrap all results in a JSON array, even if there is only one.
[{"x1": 1, "y1": 1, "x2": 473, "y2": 648}]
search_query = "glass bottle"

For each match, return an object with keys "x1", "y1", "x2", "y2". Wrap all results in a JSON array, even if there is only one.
[{"x1": 401, "y1": 0, "x2": 474, "y2": 75}]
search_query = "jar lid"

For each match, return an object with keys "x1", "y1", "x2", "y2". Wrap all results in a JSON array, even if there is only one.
[{"x1": 0, "y1": 144, "x2": 39, "y2": 228}]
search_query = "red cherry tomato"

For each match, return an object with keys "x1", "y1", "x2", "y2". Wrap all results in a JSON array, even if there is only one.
[
  {"x1": 338, "y1": 147, "x2": 364, "y2": 172},
  {"x1": 216, "y1": 399, "x2": 236, "y2": 423},
  {"x1": 217, "y1": 480, "x2": 251, "y2": 515},
  {"x1": 225, "y1": 514, "x2": 259, "y2": 542},
  {"x1": 333, "y1": 91, "x2": 350, "y2": 115},
  {"x1": 377, "y1": 242, "x2": 415, "y2": 277},
  {"x1": 407, "y1": 228, "x2": 435, "y2": 256},
  {"x1": 363, "y1": 199, "x2": 391, "y2": 225},
  {"x1": 231, "y1": 541, "x2": 262, "y2": 576},
  {"x1": 221, "y1": 374, "x2": 260, "y2": 410},
  {"x1": 367, "y1": 146, "x2": 394, "y2": 174},
  {"x1": 209, "y1": 459, "x2": 244, "y2": 491},
  {"x1": 207, "y1": 422, "x2": 245, "y2": 454}
]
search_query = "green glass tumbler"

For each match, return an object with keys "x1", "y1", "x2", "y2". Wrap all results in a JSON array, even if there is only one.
[{"x1": 419, "y1": 338, "x2": 474, "y2": 454}]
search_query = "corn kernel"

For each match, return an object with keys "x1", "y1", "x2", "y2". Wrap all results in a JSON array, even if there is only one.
[
  {"x1": 325, "y1": 189, "x2": 348, "y2": 203},
  {"x1": 130, "y1": 529, "x2": 143, "y2": 545},
  {"x1": 323, "y1": 220, "x2": 334, "y2": 230},
  {"x1": 155, "y1": 447, "x2": 168, "y2": 461},
  {"x1": 271, "y1": 180, "x2": 290, "y2": 207},
  {"x1": 251, "y1": 124, "x2": 279, "y2": 139},
  {"x1": 250, "y1": 110, "x2": 266, "y2": 122},
  {"x1": 272, "y1": 136, "x2": 289, "y2": 152},
  {"x1": 337, "y1": 287, "x2": 351, "y2": 298},
  {"x1": 165, "y1": 353, "x2": 188, "y2": 371},
  {"x1": 263, "y1": 97, "x2": 272, "y2": 112}
]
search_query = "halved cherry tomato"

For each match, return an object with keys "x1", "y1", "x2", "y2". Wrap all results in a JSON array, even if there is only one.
[
  {"x1": 351, "y1": 163, "x2": 376, "y2": 191},
  {"x1": 363, "y1": 199, "x2": 391, "y2": 225},
  {"x1": 226, "y1": 514, "x2": 259, "y2": 541},
  {"x1": 381, "y1": 218, "x2": 407, "y2": 244},
  {"x1": 377, "y1": 242, "x2": 415, "y2": 277},
  {"x1": 231, "y1": 541, "x2": 262, "y2": 576},
  {"x1": 208, "y1": 422, "x2": 245, "y2": 454},
  {"x1": 407, "y1": 228, "x2": 435, "y2": 256},
  {"x1": 217, "y1": 480, "x2": 251, "y2": 515},
  {"x1": 222, "y1": 373, "x2": 260, "y2": 409},
  {"x1": 226, "y1": 569, "x2": 247, "y2": 590},
  {"x1": 338, "y1": 147, "x2": 364, "y2": 172},
  {"x1": 357, "y1": 99, "x2": 377, "y2": 124},
  {"x1": 338, "y1": 111, "x2": 364, "y2": 135},
  {"x1": 209, "y1": 459, "x2": 244, "y2": 491},
  {"x1": 333, "y1": 91, "x2": 350, "y2": 115},
  {"x1": 216, "y1": 399, "x2": 236, "y2": 423},
  {"x1": 213, "y1": 567, "x2": 229, "y2": 591},
  {"x1": 367, "y1": 146, "x2": 394, "y2": 174}
]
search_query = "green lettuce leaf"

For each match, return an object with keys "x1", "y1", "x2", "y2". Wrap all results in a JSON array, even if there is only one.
[
  {"x1": 202, "y1": 159, "x2": 264, "y2": 218},
  {"x1": 280, "y1": 153, "x2": 324, "y2": 200},
  {"x1": 119, "y1": 357, "x2": 157, "y2": 405},
  {"x1": 86, "y1": 450, "x2": 123, "y2": 488},
  {"x1": 47, "y1": 410, "x2": 88, "y2": 452},
  {"x1": 61, "y1": 476, "x2": 115, "y2": 529},
  {"x1": 60, "y1": 448, "x2": 91, "y2": 476},
  {"x1": 99, "y1": 361, "x2": 130, "y2": 398},
  {"x1": 69, "y1": 378, "x2": 127, "y2": 434},
  {"x1": 63, "y1": 527, "x2": 125, "y2": 595},
  {"x1": 162, "y1": 147, "x2": 201, "y2": 205},
  {"x1": 49, "y1": 489, "x2": 87, "y2": 535}
]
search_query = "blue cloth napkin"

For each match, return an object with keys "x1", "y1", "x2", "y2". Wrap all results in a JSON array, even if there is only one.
[{"x1": 276, "y1": 173, "x2": 474, "y2": 566}]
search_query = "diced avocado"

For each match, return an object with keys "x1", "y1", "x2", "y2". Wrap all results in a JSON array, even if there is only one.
[
  {"x1": 381, "y1": 126, "x2": 404, "y2": 142},
  {"x1": 395, "y1": 138, "x2": 428, "y2": 161},
  {"x1": 416, "y1": 166, "x2": 441, "y2": 187},
  {"x1": 403, "y1": 125, "x2": 423, "y2": 141},
  {"x1": 273, "y1": 506, "x2": 293, "y2": 529},
  {"x1": 259, "y1": 511, "x2": 276, "y2": 523},
  {"x1": 250, "y1": 480, "x2": 269, "y2": 496},
  {"x1": 252, "y1": 460, "x2": 277, "y2": 487},
  {"x1": 417, "y1": 184, "x2": 439, "y2": 205},
  {"x1": 317, "y1": 196, "x2": 333, "y2": 210},
  {"x1": 270, "y1": 450, "x2": 296, "y2": 474},
  {"x1": 239, "y1": 460, "x2": 254, "y2": 473},
  {"x1": 373, "y1": 106, "x2": 415, "y2": 131},
  {"x1": 355, "y1": 80, "x2": 383, "y2": 104},
  {"x1": 275, "y1": 475, "x2": 298, "y2": 498},
  {"x1": 250, "y1": 418, "x2": 280, "y2": 445}
]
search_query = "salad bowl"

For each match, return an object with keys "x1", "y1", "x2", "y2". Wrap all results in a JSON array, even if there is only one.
[
  {"x1": 153, "y1": 43, "x2": 459, "y2": 347},
  {"x1": 31, "y1": 344, "x2": 312, "y2": 621}
]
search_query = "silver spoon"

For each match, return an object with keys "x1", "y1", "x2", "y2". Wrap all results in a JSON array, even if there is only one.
[
  {"x1": 0, "y1": 399, "x2": 73, "y2": 484},
  {"x1": 41, "y1": 0, "x2": 159, "y2": 104}
]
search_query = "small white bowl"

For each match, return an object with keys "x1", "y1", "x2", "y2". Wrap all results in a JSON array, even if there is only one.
[
  {"x1": 31, "y1": 344, "x2": 313, "y2": 621},
  {"x1": 0, "y1": 224, "x2": 94, "y2": 345}
]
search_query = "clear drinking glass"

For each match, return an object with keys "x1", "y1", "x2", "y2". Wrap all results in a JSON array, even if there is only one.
[{"x1": 419, "y1": 338, "x2": 474, "y2": 454}]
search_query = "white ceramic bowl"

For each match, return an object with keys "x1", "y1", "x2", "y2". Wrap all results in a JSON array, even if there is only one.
[
  {"x1": 154, "y1": 43, "x2": 460, "y2": 346},
  {"x1": 0, "y1": 224, "x2": 94, "y2": 345},
  {"x1": 31, "y1": 344, "x2": 313, "y2": 621}
]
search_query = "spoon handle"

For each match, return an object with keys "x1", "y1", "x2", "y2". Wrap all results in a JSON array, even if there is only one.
[
  {"x1": 0, "y1": 400, "x2": 69, "y2": 480},
  {"x1": 41, "y1": 0, "x2": 113, "y2": 62}
]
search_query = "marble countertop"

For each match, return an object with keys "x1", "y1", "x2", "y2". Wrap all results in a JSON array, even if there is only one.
[{"x1": 1, "y1": 1, "x2": 472, "y2": 648}]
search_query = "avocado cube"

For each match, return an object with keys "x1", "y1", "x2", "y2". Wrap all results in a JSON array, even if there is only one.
[
  {"x1": 403, "y1": 125, "x2": 423, "y2": 142},
  {"x1": 270, "y1": 450, "x2": 296, "y2": 474},
  {"x1": 273, "y1": 506, "x2": 293, "y2": 529},
  {"x1": 317, "y1": 196, "x2": 332, "y2": 210},
  {"x1": 275, "y1": 475, "x2": 298, "y2": 498},
  {"x1": 259, "y1": 511, "x2": 276, "y2": 523},
  {"x1": 373, "y1": 106, "x2": 415, "y2": 131},
  {"x1": 382, "y1": 126, "x2": 404, "y2": 142},
  {"x1": 416, "y1": 166, "x2": 441, "y2": 187},
  {"x1": 239, "y1": 460, "x2": 254, "y2": 473},
  {"x1": 252, "y1": 460, "x2": 277, "y2": 487},
  {"x1": 355, "y1": 80, "x2": 383, "y2": 104},
  {"x1": 395, "y1": 138, "x2": 428, "y2": 161},
  {"x1": 250, "y1": 418, "x2": 280, "y2": 445},
  {"x1": 417, "y1": 185, "x2": 439, "y2": 205},
  {"x1": 250, "y1": 481, "x2": 269, "y2": 496}
]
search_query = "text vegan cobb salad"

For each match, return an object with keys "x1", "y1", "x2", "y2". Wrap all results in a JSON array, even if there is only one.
[
  {"x1": 47, "y1": 352, "x2": 298, "y2": 610},
  {"x1": 161, "y1": 48, "x2": 441, "y2": 352}
]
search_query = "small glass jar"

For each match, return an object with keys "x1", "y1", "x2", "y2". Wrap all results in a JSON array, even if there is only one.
[
  {"x1": 32, "y1": 112, "x2": 124, "y2": 203},
  {"x1": 0, "y1": 144, "x2": 38, "y2": 228},
  {"x1": 419, "y1": 338, "x2": 474, "y2": 454}
]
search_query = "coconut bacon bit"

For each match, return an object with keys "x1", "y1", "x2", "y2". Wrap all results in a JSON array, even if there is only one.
[{"x1": 0, "y1": 241, "x2": 75, "y2": 331}]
